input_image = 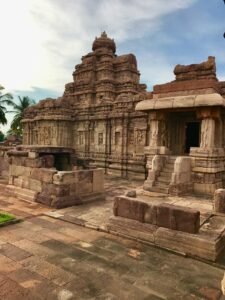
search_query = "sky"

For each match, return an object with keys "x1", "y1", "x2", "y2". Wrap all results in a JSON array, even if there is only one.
[{"x1": 0, "y1": 0, "x2": 225, "y2": 132}]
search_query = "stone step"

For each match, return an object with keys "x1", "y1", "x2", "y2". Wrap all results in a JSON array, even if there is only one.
[
  {"x1": 157, "y1": 176, "x2": 171, "y2": 184},
  {"x1": 6, "y1": 185, "x2": 37, "y2": 202},
  {"x1": 150, "y1": 186, "x2": 169, "y2": 194},
  {"x1": 160, "y1": 171, "x2": 173, "y2": 177},
  {"x1": 163, "y1": 167, "x2": 174, "y2": 172},
  {"x1": 154, "y1": 181, "x2": 168, "y2": 188},
  {"x1": 17, "y1": 191, "x2": 37, "y2": 202}
]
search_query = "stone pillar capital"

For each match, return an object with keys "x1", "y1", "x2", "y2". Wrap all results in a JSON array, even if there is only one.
[
  {"x1": 149, "y1": 111, "x2": 166, "y2": 121},
  {"x1": 197, "y1": 107, "x2": 220, "y2": 120}
]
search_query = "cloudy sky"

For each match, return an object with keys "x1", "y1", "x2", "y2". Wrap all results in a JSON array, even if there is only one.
[{"x1": 0, "y1": 0, "x2": 225, "y2": 131}]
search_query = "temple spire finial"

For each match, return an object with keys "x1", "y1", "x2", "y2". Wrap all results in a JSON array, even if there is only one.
[{"x1": 101, "y1": 31, "x2": 107, "y2": 38}]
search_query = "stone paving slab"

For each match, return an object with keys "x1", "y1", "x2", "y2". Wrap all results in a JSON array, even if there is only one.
[{"x1": 0, "y1": 176, "x2": 224, "y2": 298}]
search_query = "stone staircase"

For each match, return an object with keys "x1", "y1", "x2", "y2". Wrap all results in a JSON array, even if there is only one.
[{"x1": 150, "y1": 156, "x2": 177, "y2": 194}]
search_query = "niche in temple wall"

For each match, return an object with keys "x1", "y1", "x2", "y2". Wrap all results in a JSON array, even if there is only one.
[
  {"x1": 77, "y1": 131, "x2": 85, "y2": 146},
  {"x1": 134, "y1": 128, "x2": 146, "y2": 154},
  {"x1": 38, "y1": 125, "x2": 58, "y2": 145},
  {"x1": 128, "y1": 128, "x2": 134, "y2": 146},
  {"x1": 79, "y1": 94, "x2": 89, "y2": 107}
]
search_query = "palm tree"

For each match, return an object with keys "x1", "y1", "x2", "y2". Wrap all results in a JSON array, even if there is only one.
[
  {"x1": 8, "y1": 96, "x2": 35, "y2": 136},
  {"x1": 0, "y1": 85, "x2": 13, "y2": 125}
]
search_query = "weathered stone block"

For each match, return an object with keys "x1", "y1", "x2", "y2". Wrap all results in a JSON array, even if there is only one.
[
  {"x1": 31, "y1": 168, "x2": 56, "y2": 183},
  {"x1": 156, "y1": 204, "x2": 171, "y2": 229},
  {"x1": 50, "y1": 195, "x2": 82, "y2": 208},
  {"x1": 156, "y1": 203, "x2": 200, "y2": 234},
  {"x1": 214, "y1": 189, "x2": 225, "y2": 213},
  {"x1": 144, "y1": 205, "x2": 157, "y2": 225},
  {"x1": 21, "y1": 176, "x2": 30, "y2": 189},
  {"x1": 8, "y1": 176, "x2": 14, "y2": 185},
  {"x1": 155, "y1": 227, "x2": 221, "y2": 261},
  {"x1": 69, "y1": 183, "x2": 77, "y2": 195},
  {"x1": 125, "y1": 190, "x2": 137, "y2": 198},
  {"x1": 28, "y1": 151, "x2": 39, "y2": 159},
  {"x1": 9, "y1": 165, "x2": 26, "y2": 177},
  {"x1": 78, "y1": 170, "x2": 93, "y2": 182},
  {"x1": 77, "y1": 181, "x2": 93, "y2": 194},
  {"x1": 13, "y1": 177, "x2": 23, "y2": 187},
  {"x1": 25, "y1": 158, "x2": 42, "y2": 168},
  {"x1": 77, "y1": 170, "x2": 93, "y2": 194},
  {"x1": 53, "y1": 171, "x2": 77, "y2": 185},
  {"x1": 36, "y1": 193, "x2": 53, "y2": 206},
  {"x1": 113, "y1": 196, "x2": 148, "y2": 223},
  {"x1": 41, "y1": 155, "x2": 54, "y2": 168},
  {"x1": 42, "y1": 183, "x2": 70, "y2": 197},
  {"x1": 28, "y1": 178, "x2": 43, "y2": 192},
  {"x1": 11, "y1": 156, "x2": 26, "y2": 166},
  {"x1": 194, "y1": 182, "x2": 222, "y2": 195},
  {"x1": 93, "y1": 169, "x2": 104, "y2": 193}
]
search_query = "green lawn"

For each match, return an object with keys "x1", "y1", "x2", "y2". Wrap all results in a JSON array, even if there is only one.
[{"x1": 0, "y1": 212, "x2": 16, "y2": 224}]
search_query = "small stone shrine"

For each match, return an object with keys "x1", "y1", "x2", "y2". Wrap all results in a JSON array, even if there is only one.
[{"x1": 137, "y1": 56, "x2": 225, "y2": 195}]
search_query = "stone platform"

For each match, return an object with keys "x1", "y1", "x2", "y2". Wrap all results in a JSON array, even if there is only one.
[{"x1": 44, "y1": 176, "x2": 225, "y2": 262}]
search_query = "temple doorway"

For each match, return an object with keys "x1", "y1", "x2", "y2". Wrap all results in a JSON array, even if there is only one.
[{"x1": 185, "y1": 122, "x2": 200, "y2": 153}]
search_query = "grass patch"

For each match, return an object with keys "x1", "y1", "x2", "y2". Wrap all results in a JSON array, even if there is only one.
[{"x1": 0, "y1": 212, "x2": 16, "y2": 224}]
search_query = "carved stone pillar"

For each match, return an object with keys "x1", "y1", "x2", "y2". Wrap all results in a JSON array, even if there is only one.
[
  {"x1": 200, "y1": 118, "x2": 215, "y2": 148},
  {"x1": 197, "y1": 108, "x2": 220, "y2": 149},
  {"x1": 190, "y1": 108, "x2": 225, "y2": 195},
  {"x1": 146, "y1": 112, "x2": 169, "y2": 155}
]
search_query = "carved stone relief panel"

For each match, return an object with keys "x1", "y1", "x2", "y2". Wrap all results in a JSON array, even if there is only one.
[
  {"x1": 128, "y1": 129, "x2": 134, "y2": 145},
  {"x1": 136, "y1": 129, "x2": 146, "y2": 146}
]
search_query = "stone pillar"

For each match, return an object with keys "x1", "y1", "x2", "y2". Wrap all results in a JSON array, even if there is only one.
[
  {"x1": 121, "y1": 117, "x2": 129, "y2": 178},
  {"x1": 149, "y1": 118, "x2": 160, "y2": 147},
  {"x1": 200, "y1": 118, "x2": 215, "y2": 148},
  {"x1": 197, "y1": 108, "x2": 220, "y2": 149},
  {"x1": 190, "y1": 108, "x2": 224, "y2": 195},
  {"x1": 147, "y1": 112, "x2": 169, "y2": 154}
]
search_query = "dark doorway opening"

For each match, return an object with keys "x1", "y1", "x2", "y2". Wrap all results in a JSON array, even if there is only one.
[
  {"x1": 185, "y1": 122, "x2": 200, "y2": 153},
  {"x1": 54, "y1": 153, "x2": 71, "y2": 171}
]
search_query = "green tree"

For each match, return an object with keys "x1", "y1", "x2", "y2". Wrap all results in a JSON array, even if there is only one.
[
  {"x1": 0, "y1": 131, "x2": 5, "y2": 142},
  {"x1": 8, "y1": 96, "x2": 35, "y2": 136},
  {"x1": 0, "y1": 85, "x2": 13, "y2": 125}
]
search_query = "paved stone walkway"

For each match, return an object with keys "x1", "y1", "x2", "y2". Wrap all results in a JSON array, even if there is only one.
[{"x1": 0, "y1": 177, "x2": 224, "y2": 299}]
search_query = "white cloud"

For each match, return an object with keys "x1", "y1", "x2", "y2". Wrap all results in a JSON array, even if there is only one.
[{"x1": 0, "y1": 0, "x2": 197, "y2": 96}]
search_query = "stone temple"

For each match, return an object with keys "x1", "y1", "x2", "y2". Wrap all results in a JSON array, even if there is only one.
[
  {"x1": 20, "y1": 32, "x2": 225, "y2": 196},
  {"x1": 2, "y1": 32, "x2": 225, "y2": 262}
]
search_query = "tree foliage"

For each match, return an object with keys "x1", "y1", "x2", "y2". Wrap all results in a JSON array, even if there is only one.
[
  {"x1": 8, "y1": 96, "x2": 35, "y2": 136},
  {"x1": 0, "y1": 85, "x2": 13, "y2": 125}
]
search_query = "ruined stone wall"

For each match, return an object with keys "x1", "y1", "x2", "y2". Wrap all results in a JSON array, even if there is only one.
[{"x1": 7, "y1": 147, "x2": 104, "y2": 208}]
